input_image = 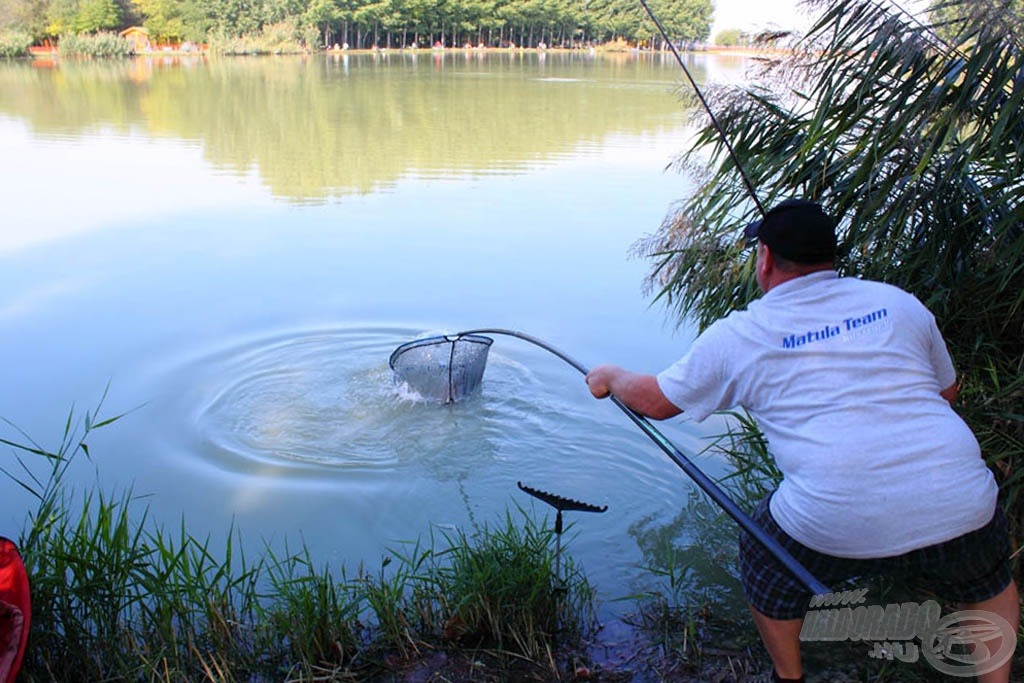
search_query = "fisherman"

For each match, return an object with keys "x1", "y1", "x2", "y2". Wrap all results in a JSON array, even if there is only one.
[{"x1": 584, "y1": 199, "x2": 1018, "y2": 682}]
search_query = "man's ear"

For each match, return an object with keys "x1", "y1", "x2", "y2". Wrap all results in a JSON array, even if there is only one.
[{"x1": 757, "y1": 243, "x2": 773, "y2": 273}]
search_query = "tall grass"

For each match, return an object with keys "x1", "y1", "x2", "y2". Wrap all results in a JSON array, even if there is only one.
[
  {"x1": 0, "y1": 31, "x2": 32, "y2": 58},
  {"x1": 57, "y1": 32, "x2": 134, "y2": 58},
  {"x1": 2, "y1": 401, "x2": 598, "y2": 681},
  {"x1": 207, "y1": 21, "x2": 308, "y2": 56}
]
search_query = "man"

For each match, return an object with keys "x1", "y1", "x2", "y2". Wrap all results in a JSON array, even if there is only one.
[{"x1": 585, "y1": 199, "x2": 1018, "y2": 682}]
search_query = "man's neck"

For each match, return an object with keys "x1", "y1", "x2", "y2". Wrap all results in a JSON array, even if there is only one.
[{"x1": 764, "y1": 263, "x2": 834, "y2": 292}]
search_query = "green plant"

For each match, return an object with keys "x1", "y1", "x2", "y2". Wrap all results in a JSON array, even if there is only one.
[
  {"x1": 713, "y1": 28, "x2": 746, "y2": 47},
  {"x1": 431, "y1": 507, "x2": 596, "y2": 661},
  {"x1": 2, "y1": 399, "x2": 602, "y2": 680},
  {"x1": 263, "y1": 544, "x2": 363, "y2": 677},
  {"x1": 57, "y1": 31, "x2": 133, "y2": 57},
  {"x1": 0, "y1": 31, "x2": 32, "y2": 58}
]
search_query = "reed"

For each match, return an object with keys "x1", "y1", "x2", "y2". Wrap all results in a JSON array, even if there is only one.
[
  {"x1": 207, "y1": 21, "x2": 308, "y2": 56},
  {"x1": 2, "y1": 401, "x2": 599, "y2": 681},
  {"x1": 57, "y1": 32, "x2": 134, "y2": 58},
  {"x1": 0, "y1": 31, "x2": 32, "y2": 58},
  {"x1": 431, "y1": 508, "x2": 595, "y2": 658}
]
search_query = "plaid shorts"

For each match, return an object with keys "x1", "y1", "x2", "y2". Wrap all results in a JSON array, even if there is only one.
[{"x1": 739, "y1": 494, "x2": 1013, "y2": 620}]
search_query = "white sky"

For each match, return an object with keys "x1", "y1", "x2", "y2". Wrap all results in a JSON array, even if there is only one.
[
  {"x1": 711, "y1": 0, "x2": 929, "y2": 36},
  {"x1": 711, "y1": 0, "x2": 812, "y2": 35}
]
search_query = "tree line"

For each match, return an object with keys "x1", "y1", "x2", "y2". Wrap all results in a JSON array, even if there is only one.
[{"x1": 0, "y1": 0, "x2": 713, "y2": 51}]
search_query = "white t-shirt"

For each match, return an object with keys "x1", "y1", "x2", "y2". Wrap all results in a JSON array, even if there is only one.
[{"x1": 656, "y1": 270, "x2": 997, "y2": 558}]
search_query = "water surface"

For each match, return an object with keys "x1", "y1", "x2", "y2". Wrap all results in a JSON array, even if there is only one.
[{"x1": 0, "y1": 50, "x2": 750, "y2": 613}]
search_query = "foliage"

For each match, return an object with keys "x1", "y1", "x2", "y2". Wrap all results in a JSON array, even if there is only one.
[
  {"x1": 43, "y1": 0, "x2": 123, "y2": 35},
  {"x1": 929, "y1": 0, "x2": 1024, "y2": 45},
  {"x1": 208, "y1": 19, "x2": 307, "y2": 53},
  {"x1": 636, "y1": 0, "x2": 1024, "y2": 576},
  {"x1": 57, "y1": 29, "x2": 133, "y2": 55},
  {"x1": 430, "y1": 507, "x2": 595, "y2": 659},
  {"x1": 713, "y1": 27, "x2": 745, "y2": 47},
  {"x1": 1, "y1": 0, "x2": 713, "y2": 49},
  {"x1": 2, "y1": 403, "x2": 598, "y2": 680},
  {"x1": 0, "y1": 29, "x2": 30, "y2": 55}
]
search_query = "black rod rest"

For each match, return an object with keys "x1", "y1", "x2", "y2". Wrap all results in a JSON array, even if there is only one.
[{"x1": 517, "y1": 482, "x2": 607, "y2": 534}]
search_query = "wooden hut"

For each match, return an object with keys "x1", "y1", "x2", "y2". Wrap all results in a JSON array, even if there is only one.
[{"x1": 118, "y1": 27, "x2": 151, "y2": 53}]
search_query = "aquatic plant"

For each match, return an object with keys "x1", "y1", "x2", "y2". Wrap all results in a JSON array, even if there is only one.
[
  {"x1": 1, "y1": 401, "x2": 599, "y2": 680},
  {"x1": 0, "y1": 31, "x2": 32, "y2": 58},
  {"x1": 57, "y1": 31, "x2": 134, "y2": 57}
]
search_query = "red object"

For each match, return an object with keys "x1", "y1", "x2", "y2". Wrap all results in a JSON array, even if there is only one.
[{"x1": 0, "y1": 538, "x2": 29, "y2": 683}]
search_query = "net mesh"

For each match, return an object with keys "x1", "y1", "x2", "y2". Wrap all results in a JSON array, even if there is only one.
[{"x1": 389, "y1": 334, "x2": 493, "y2": 403}]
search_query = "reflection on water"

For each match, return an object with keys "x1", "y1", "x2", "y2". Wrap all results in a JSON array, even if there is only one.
[{"x1": 0, "y1": 52, "x2": 695, "y2": 203}]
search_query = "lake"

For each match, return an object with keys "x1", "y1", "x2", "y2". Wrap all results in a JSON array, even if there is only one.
[{"x1": 0, "y1": 49, "x2": 753, "y2": 618}]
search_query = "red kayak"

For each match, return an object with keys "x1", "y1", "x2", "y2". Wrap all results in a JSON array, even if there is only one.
[{"x1": 0, "y1": 538, "x2": 29, "y2": 683}]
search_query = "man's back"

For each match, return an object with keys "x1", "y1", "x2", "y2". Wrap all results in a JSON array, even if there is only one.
[{"x1": 657, "y1": 271, "x2": 997, "y2": 558}]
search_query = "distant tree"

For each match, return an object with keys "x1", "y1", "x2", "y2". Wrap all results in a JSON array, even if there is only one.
[
  {"x1": 305, "y1": 0, "x2": 340, "y2": 46},
  {"x1": 208, "y1": 0, "x2": 262, "y2": 37},
  {"x1": 659, "y1": 0, "x2": 711, "y2": 43},
  {"x1": 714, "y1": 27, "x2": 744, "y2": 46},
  {"x1": 2, "y1": 0, "x2": 719, "y2": 45},
  {"x1": 46, "y1": 0, "x2": 77, "y2": 35},
  {"x1": 0, "y1": 0, "x2": 47, "y2": 34},
  {"x1": 133, "y1": 0, "x2": 185, "y2": 40},
  {"x1": 73, "y1": 0, "x2": 122, "y2": 32}
]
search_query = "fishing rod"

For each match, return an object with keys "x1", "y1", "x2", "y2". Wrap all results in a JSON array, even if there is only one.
[
  {"x1": 636, "y1": 0, "x2": 766, "y2": 217},
  {"x1": 444, "y1": 328, "x2": 831, "y2": 595}
]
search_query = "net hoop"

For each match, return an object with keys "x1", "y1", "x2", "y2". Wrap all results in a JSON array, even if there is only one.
[
  {"x1": 389, "y1": 333, "x2": 494, "y2": 403},
  {"x1": 387, "y1": 333, "x2": 493, "y2": 370}
]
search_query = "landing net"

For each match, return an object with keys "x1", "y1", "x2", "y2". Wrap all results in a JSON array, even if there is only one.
[{"x1": 388, "y1": 334, "x2": 493, "y2": 403}]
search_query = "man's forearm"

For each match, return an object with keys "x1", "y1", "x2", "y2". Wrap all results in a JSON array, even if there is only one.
[{"x1": 585, "y1": 365, "x2": 681, "y2": 420}]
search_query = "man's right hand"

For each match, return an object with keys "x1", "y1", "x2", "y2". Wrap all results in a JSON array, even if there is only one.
[{"x1": 584, "y1": 365, "x2": 682, "y2": 420}]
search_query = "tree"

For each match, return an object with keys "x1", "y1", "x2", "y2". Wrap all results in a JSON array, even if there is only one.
[
  {"x1": 73, "y1": 0, "x2": 122, "y2": 32},
  {"x1": 5, "y1": 0, "x2": 720, "y2": 44},
  {"x1": 208, "y1": 0, "x2": 262, "y2": 37},
  {"x1": 45, "y1": 0, "x2": 78, "y2": 35},
  {"x1": 133, "y1": 0, "x2": 187, "y2": 40},
  {"x1": 304, "y1": 0, "x2": 340, "y2": 46},
  {"x1": 639, "y1": 0, "x2": 1024, "y2": 569},
  {"x1": 0, "y1": 0, "x2": 52, "y2": 36},
  {"x1": 713, "y1": 27, "x2": 745, "y2": 46}
]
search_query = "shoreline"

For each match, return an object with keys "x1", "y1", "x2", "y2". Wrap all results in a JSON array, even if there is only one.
[{"x1": 26, "y1": 43, "x2": 784, "y2": 59}]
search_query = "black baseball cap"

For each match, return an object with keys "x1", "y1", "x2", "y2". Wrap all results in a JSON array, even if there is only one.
[{"x1": 743, "y1": 199, "x2": 836, "y2": 264}]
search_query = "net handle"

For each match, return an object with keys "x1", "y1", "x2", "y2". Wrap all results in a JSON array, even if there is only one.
[{"x1": 454, "y1": 328, "x2": 830, "y2": 596}]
